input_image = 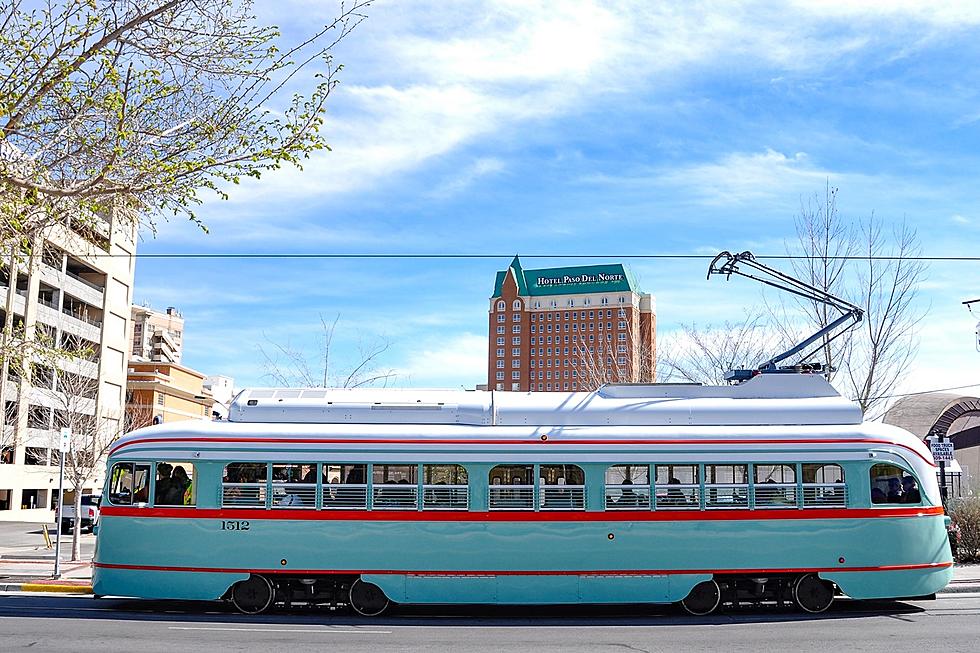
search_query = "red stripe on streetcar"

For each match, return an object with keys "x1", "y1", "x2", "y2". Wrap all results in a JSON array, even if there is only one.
[
  {"x1": 98, "y1": 505, "x2": 944, "y2": 522},
  {"x1": 108, "y1": 436, "x2": 938, "y2": 467},
  {"x1": 92, "y1": 561, "x2": 952, "y2": 576}
]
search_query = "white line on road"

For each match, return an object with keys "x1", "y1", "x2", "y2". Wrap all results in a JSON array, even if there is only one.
[{"x1": 168, "y1": 626, "x2": 392, "y2": 634}]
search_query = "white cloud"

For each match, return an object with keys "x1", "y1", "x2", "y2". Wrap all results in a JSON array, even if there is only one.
[
  {"x1": 394, "y1": 333, "x2": 488, "y2": 388},
  {"x1": 428, "y1": 157, "x2": 505, "y2": 199}
]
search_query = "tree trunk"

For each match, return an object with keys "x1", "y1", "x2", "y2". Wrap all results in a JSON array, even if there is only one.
[{"x1": 71, "y1": 492, "x2": 82, "y2": 562}]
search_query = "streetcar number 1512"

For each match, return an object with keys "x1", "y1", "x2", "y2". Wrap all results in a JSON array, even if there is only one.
[{"x1": 220, "y1": 520, "x2": 250, "y2": 531}]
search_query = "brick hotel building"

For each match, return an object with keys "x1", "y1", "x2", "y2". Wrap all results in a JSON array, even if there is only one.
[{"x1": 487, "y1": 256, "x2": 656, "y2": 392}]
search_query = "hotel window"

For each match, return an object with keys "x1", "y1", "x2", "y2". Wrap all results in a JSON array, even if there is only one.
[
  {"x1": 589, "y1": 311, "x2": 595, "y2": 319},
  {"x1": 572, "y1": 370, "x2": 577, "y2": 378},
  {"x1": 547, "y1": 347, "x2": 552, "y2": 355},
  {"x1": 564, "y1": 382, "x2": 569, "y2": 390},
  {"x1": 497, "y1": 314, "x2": 506, "y2": 323},
  {"x1": 584, "y1": 298, "x2": 591, "y2": 306},
  {"x1": 588, "y1": 323, "x2": 594, "y2": 331},
  {"x1": 618, "y1": 321, "x2": 626, "y2": 329},
  {"x1": 497, "y1": 348, "x2": 504, "y2": 357},
  {"x1": 563, "y1": 347, "x2": 569, "y2": 355},
  {"x1": 512, "y1": 325, "x2": 521, "y2": 333},
  {"x1": 547, "y1": 313, "x2": 552, "y2": 321},
  {"x1": 547, "y1": 324, "x2": 552, "y2": 333},
  {"x1": 497, "y1": 301, "x2": 505, "y2": 310},
  {"x1": 564, "y1": 336, "x2": 569, "y2": 344},
  {"x1": 564, "y1": 312, "x2": 569, "y2": 320},
  {"x1": 546, "y1": 336, "x2": 552, "y2": 344},
  {"x1": 547, "y1": 371, "x2": 552, "y2": 379},
  {"x1": 572, "y1": 382, "x2": 578, "y2": 389},
  {"x1": 512, "y1": 360, "x2": 520, "y2": 368},
  {"x1": 618, "y1": 309, "x2": 626, "y2": 317},
  {"x1": 538, "y1": 371, "x2": 543, "y2": 379},
  {"x1": 513, "y1": 300, "x2": 522, "y2": 310},
  {"x1": 496, "y1": 337, "x2": 505, "y2": 345},
  {"x1": 606, "y1": 322, "x2": 612, "y2": 330},
  {"x1": 512, "y1": 348, "x2": 520, "y2": 356},
  {"x1": 547, "y1": 383, "x2": 552, "y2": 390},
  {"x1": 606, "y1": 309, "x2": 612, "y2": 317},
  {"x1": 511, "y1": 382, "x2": 521, "y2": 390},
  {"x1": 564, "y1": 371, "x2": 569, "y2": 378},
  {"x1": 496, "y1": 372, "x2": 505, "y2": 380},
  {"x1": 606, "y1": 334, "x2": 612, "y2": 341},
  {"x1": 531, "y1": 337, "x2": 537, "y2": 344},
  {"x1": 496, "y1": 360, "x2": 504, "y2": 369},
  {"x1": 618, "y1": 356, "x2": 627, "y2": 365},
  {"x1": 601, "y1": 297, "x2": 609, "y2": 305},
  {"x1": 497, "y1": 326, "x2": 505, "y2": 334},
  {"x1": 547, "y1": 359, "x2": 552, "y2": 367},
  {"x1": 550, "y1": 300, "x2": 558, "y2": 308},
  {"x1": 530, "y1": 360, "x2": 536, "y2": 368},
  {"x1": 564, "y1": 359, "x2": 569, "y2": 367},
  {"x1": 496, "y1": 383, "x2": 504, "y2": 390},
  {"x1": 531, "y1": 325, "x2": 536, "y2": 333},
  {"x1": 512, "y1": 337, "x2": 521, "y2": 345},
  {"x1": 589, "y1": 335, "x2": 595, "y2": 342},
  {"x1": 618, "y1": 296, "x2": 625, "y2": 303},
  {"x1": 567, "y1": 299, "x2": 574, "y2": 307},
  {"x1": 512, "y1": 371, "x2": 520, "y2": 379},
  {"x1": 572, "y1": 323, "x2": 577, "y2": 331},
  {"x1": 618, "y1": 345, "x2": 627, "y2": 353},
  {"x1": 512, "y1": 313, "x2": 521, "y2": 322},
  {"x1": 618, "y1": 333, "x2": 626, "y2": 341},
  {"x1": 598, "y1": 322, "x2": 603, "y2": 331}
]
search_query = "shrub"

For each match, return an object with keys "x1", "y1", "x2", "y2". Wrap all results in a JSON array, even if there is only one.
[{"x1": 948, "y1": 497, "x2": 980, "y2": 562}]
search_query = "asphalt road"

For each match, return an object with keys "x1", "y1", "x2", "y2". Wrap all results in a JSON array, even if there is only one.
[{"x1": 1, "y1": 593, "x2": 979, "y2": 653}]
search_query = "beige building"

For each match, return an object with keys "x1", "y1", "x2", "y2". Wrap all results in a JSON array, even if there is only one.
[
  {"x1": 130, "y1": 304, "x2": 184, "y2": 364},
  {"x1": 0, "y1": 211, "x2": 136, "y2": 520},
  {"x1": 126, "y1": 362, "x2": 214, "y2": 429}
]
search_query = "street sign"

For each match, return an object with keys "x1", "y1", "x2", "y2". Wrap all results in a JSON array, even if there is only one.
[
  {"x1": 59, "y1": 427, "x2": 72, "y2": 453},
  {"x1": 930, "y1": 440, "x2": 954, "y2": 462}
]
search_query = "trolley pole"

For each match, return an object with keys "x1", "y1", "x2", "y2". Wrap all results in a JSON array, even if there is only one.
[{"x1": 54, "y1": 428, "x2": 71, "y2": 580}]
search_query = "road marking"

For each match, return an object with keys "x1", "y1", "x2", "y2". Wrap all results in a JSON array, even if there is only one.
[{"x1": 168, "y1": 626, "x2": 391, "y2": 634}]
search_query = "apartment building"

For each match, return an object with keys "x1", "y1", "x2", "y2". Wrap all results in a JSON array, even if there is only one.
[
  {"x1": 487, "y1": 256, "x2": 656, "y2": 392},
  {"x1": 0, "y1": 212, "x2": 135, "y2": 520},
  {"x1": 126, "y1": 362, "x2": 214, "y2": 429},
  {"x1": 129, "y1": 304, "x2": 184, "y2": 364}
]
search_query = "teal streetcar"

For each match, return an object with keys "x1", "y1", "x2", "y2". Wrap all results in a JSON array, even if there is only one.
[{"x1": 93, "y1": 374, "x2": 953, "y2": 615}]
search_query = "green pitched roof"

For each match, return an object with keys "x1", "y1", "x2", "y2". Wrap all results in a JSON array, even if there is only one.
[{"x1": 491, "y1": 256, "x2": 640, "y2": 297}]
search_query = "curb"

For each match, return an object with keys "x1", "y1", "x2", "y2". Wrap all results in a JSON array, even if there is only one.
[{"x1": 0, "y1": 582, "x2": 92, "y2": 593}]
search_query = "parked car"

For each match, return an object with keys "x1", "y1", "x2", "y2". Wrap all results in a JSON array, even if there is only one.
[{"x1": 60, "y1": 494, "x2": 101, "y2": 533}]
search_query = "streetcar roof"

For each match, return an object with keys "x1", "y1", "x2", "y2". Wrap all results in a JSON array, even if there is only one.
[{"x1": 225, "y1": 374, "x2": 863, "y2": 428}]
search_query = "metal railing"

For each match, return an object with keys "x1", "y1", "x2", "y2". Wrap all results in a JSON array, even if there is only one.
[
  {"x1": 65, "y1": 269, "x2": 105, "y2": 293},
  {"x1": 802, "y1": 483, "x2": 847, "y2": 508},
  {"x1": 704, "y1": 484, "x2": 749, "y2": 509},
  {"x1": 605, "y1": 484, "x2": 651, "y2": 509},
  {"x1": 653, "y1": 484, "x2": 701, "y2": 509},
  {"x1": 271, "y1": 483, "x2": 316, "y2": 508},
  {"x1": 222, "y1": 483, "x2": 267, "y2": 507},
  {"x1": 62, "y1": 308, "x2": 102, "y2": 327},
  {"x1": 540, "y1": 485, "x2": 586, "y2": 510},
  {"x1": 489, "y1": 485, "x2": 535, "y2": 510},
  {"x1": 753, "y1": 483, "x2": 799, "y2": 508},
  {"x1": 372, "y1": 484, "x2": 418, "y2": 510},
  {"x1": 322, "y1": 484, "x2": 367, "y2": 509},
  {"x1": 421, "y1": 484, "x2": 468, "y2": 510}
]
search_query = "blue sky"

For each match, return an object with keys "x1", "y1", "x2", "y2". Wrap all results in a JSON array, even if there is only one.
[{"x1": 135, "y1": 0, "x2": 980, "y2": 399}]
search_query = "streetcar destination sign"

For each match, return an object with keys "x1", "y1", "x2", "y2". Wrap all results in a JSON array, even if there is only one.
[{"x1": 930, "y1": 440, "x2": 955, "y2": 462}]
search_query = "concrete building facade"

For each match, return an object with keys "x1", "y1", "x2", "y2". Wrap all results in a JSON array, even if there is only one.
[
  {"x1": 0, "y1": 211, "x2": 136, "y2": 520},
  {"x1": 487, "y1": 256, "x2": 656, "y2": 392},
  {"x1": 130, "y1": 304, "x2": 184, "y2": 364}
]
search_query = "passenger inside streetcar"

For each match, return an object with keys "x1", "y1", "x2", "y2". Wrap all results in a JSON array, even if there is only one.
[{"x1": 902, "y1": 476, "x2": 921, "y2": 504}]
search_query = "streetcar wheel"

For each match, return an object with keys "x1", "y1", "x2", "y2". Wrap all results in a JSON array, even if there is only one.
[
  {"x1": 681, "y1": 579, "x2": 721, "y2": 616},
  {"x1": 793, "y1": 574, "x2": 834, "y2": 613},
  {"x1": 349, "y1": 579, "x2": 389, "y2": 616},
  {"x1": 231, "y1": 575, "x2": 274, "y2": 614}
]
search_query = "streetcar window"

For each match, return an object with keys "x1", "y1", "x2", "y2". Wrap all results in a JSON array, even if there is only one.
[
  {"x1": 753, "y1": 464, "x2": 797, "y2": 508},
  {"x1": 489, "y1": 464, "x2": 534, "y2": 510},
  {"x1": 870, "y1": 464, "x2": 918, "y2": 505},
  {"x1": 605, "y1": 465, "x2": 650, "y2": 509},
  {"x1": 372, "y1": 465, "x2": 418, "y2": 510},
  {"x1": 154, "y1": 461, "x2": 196, "y2": 506},
  {"x1": 222, "y1": 463, "x2": 268, "y2": 508},
  {"x1": 322, "y1": 464, "x2": 367, "y2": 509},
  {"x1": 422, "y1": 464, "x2": 468, "y2": 510},
  {"x1": 540, "y1": 464, "x2": 586, "y2": 510},
  {"x1": 108, "y1": 462, "x2": 151, "y2": 506},
  {"x1": 704, "y1": 464, "x2": 748, "y2": 509},
  {"x1": 271, "y1": 463, "x2": 316, "y2": 509},
  {"x1": 802, "y1": 464, "x2": 846, "y2": 507},
  {"x1": 654, "y1": 464, "x2": 699, "y2": 508}
]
